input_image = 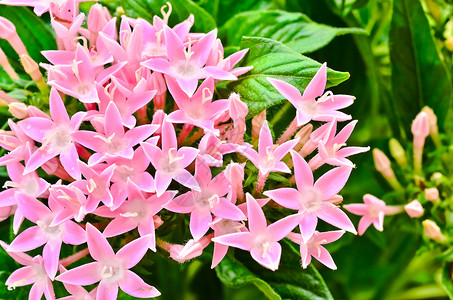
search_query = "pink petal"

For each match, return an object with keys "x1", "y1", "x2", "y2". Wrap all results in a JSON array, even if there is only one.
[
  {"x1": 97, "y1": 280, "x2": 118, "y2": 299},
  {"x1": 9, "y1": 226, "x2": 47, "y2": 252},
  {"x1": 18, "y1": 118, "x2": 53, "y2": 142},
  {"x1": 250, "y1": 241, "x2": 281, "y2": 271},
  {"x1": 164, "y1": 26, "x2": 185, "y2": 62},
  {"x1": 314, "y1": 246, "x2": 337, "y2": 270},
  {"x1": 103, "y1": 217, "x2": 138, "y2": 238},
  {"x1": 62, "y1": 221, "x2": 86, "y2": 245},
  {"x1": 29, "y1": 282, "x2": 45, "y2": 300},
  {"x1": 43, "y1": 240, "x2": 62, "y2": 280},
  {"x1": 192, "y1": 29, "x2": 217, "y2": 66},
  {"x1": 16, "y1": 193, "x2": 51, "y2": 223},
  {"x1": 211, "y1": 198, "x2": 246, "y2": 221},
  {"x1": 190, "y1": 208, "x2": 212, "y2": 241},
  {"x1": 24, "y1": 148, "x2": 57, "y2": 174},
  {"x1": 86, "y1": 223, "x2": 115, "y2": 261},
  {"x1": 267, "y1": 77, "x2": 302, "y2": 108},
  {"x1": 317, "y1": 204, "x2": 356, "y2": 234},
  {"x1": 56, "y1": 262, "x2": 101, "y2": 285},
  {"x1": 258, "y1": 121, "x2": 273, "y2": 157},
  {"x1": 104, "y1": 102, "x2": 124, "y2": 137},
  {"x1": 246, "y1": 194, "x2": 267, "y2": 234},
  {"x1": 211, "y1": 243, "x2": 228, "y2": 269},
  {"x1": 6, "y1": 266, "x2": 35, "y2": 287},
  {"x1": 314, "y1": 166, "x2": 351, "y2": 200},
  {"x1": 303, "y1": 63, "x2": 326, "y2": 99},
  {"x1": 343, "y1": 203, "x2": 367, "y2": 216},
  {"x1": 290, "y1": 150, "x2": 314, "y2": 190},
  {"x1": 299, "y1": 213, "x2": 318, "y2": 242},
  {"x1": 49, "y1": 88, "x2": 70, "y2": 124},
  {"x1": 59, "y1": 144, "x2": 80, "y2": 180},
  {"x1": 358, "y1": 216, "x2": 373, "y2": 235},
  {"x1": 174, "y1": 169, "x2": 200, "y2": 191},
  {"x1": 263, "y1": 188, "x2": 300, "y2": 210},
  {"x1": 176, "y1": 77, "x2": 199, "y2": 97},
  {"x1": 141, "y1": 58, "x2": 172, "y2": 75},
  {"x1": 267, "y1": 213, "x2": 301, "y2": 241},
  {"x1": 118, "y1": 270, "x2": 160, "y2": 298},
  {"x1": 211, "y1": 232, "x2": 253, "y2": 251}
]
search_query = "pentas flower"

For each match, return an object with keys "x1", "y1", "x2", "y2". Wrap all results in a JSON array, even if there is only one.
[
  {"x1": 48, "y1": 183, "x2": 87, "y2": 225},
  {"x1": 210, "y1": 217, "x2": 247, "y2": 268},
  {"x1": 18, "y1": 88, "x2": 86, "y2": 180},
  {"x1": 165, "y1": 160, "x2": 246, "y2": 241},
  {"x1": 267, "y1": 63, "x2": 353, "y2": 126},
  {"x1": 56, "y1": 223, "x2": 160, "y2": 299},
  {"x1": 141, "y1": 118, "x2": 199, "y2": 196},
  {"x1": 97, "y1": 180, "x2": 177, "y2": 251},
  {"x1": 8, "y1": 193, "x2": 86, "y2": 280},
  {"x1": 73, "y1": 101, "x2": 158, "y2": 166},
  {"x1": 264, "y1": 150, "x2": 356, "y2": 242},
  {"x1": 213, "y1": 193, "x2": 302, "y2": 271},
  {"x1": 59, "y1": 266, "x2": 97, "y2": 300},
  {"x1": 166, "y1": 76, "x2": 228, "y2": 135},
  {"x1": 0, "y1": 120, "x2": 33, "y2": 166},
  {"x1": 142, "y1": 26, "x2": 237, "y2": 96},
  {"x1": 344, "y1": 194, "x2": 402, "y2": 235},
  {"x1": 1, "y1": 242, "x2": 55, "y2": 300},
  {"x1": 287, "y1": 230, "x2": 345, "y2": 270},
  {"x1": 0, "y1": 0, "x2": 81, "y2": 16}
]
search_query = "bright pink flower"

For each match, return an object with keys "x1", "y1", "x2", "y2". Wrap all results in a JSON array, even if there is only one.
[
  {"x1": 59, "y1": 265, "x2": 97, "y2": 300},
  {"x1": 287, "y1": 230, "x2": 345, "y2": 269},
  {"x1": 210, "y1": 217, "x2": 247, "y2": 268},
  {"x1": 1, "y1": 242, "x2": 55, "y2": 300},
  {"x1": 197, "y1": 133, "x2": 236, "y2": 167},
  {"x1": 51, "y1": 13, "x2": 85, "y2": 51},
  {"x1": 165, "y1": 160, "x2": 245, "y2": 241},
  {"x1": 73, "y1": 101, "x2": 158, "y2": 166},
  {"x1": 56, "y1": 223, "x2": 160, "y2": 299},
  {"x1": 48, "y1": 184, "x2": 87, "y2": 225},
  {"x1": 267, "y1": 63, "x2": 353, "y2": 126},
  {"x1": 167, "y1": 76, "x2": 228, "y2": 135},
  {"x1": 0, "y1": 120, "x2": 34, "y2": 166},
  {"x1": 264, "y1": 150, "x2": 356, "y2": 242},
  {"x1": 141, "y1": 119, "x2": 199, "y2": 196},
  {"x1": 344, "y1": 194, "x2": 401, "y2": 235},
  {"x1": 8, "y1": 193, "x2": 86, "y2": 280},
  {"x1": 212, "y1": 193, "x2": 302, "y2": 271},
  {"x1": 309, "y1": 120, "x2": 369, "y2": 170},
  {"x1": 98, "y1": 180, "x2": 176, "y2": 251},
  {"x1": 242, "y1": 121, "x2": 298, "y2": 176},
  {"x1": 18, "y1": 88, "x2": 86, "y2": 179},
  {"x1": 142, "y1": 27, "x2": 236, "y2": 96}
]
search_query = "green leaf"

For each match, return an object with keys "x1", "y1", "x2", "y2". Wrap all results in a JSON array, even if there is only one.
[
  {"x1": 216, "y1": 37, "x2": 350, "y2": 118},
  {"x1": 441, "y1": 262, "x2": 453, "y2": 299},
  {"x1": 0, "y1": 6, "x2": 56, "y2": 64},
  {"x1": 215, "y1": 241, "x2": 333, "y2": 300},
  {"x1": 389, "y1": 0, "x2": 452, "y2": 131},
  {"x1": 220, "y1": 10, "x2": 367, "y2": 54},
  {"x1": 324, "y1": 0, "x2": 370, "y2": 17},
  {"x1": 121, "y1": 0, "x2": 216, "y2": 33}
]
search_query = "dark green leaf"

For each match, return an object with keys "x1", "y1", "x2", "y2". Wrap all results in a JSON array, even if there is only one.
[
  {"x1": 389, "y1": 0, "x2": 452, "y2": 130},
  {"x1": 324, "y1": 0, "x2": 370, "y2": 17},
  {"x1": 441, "y1": 262, "x2": 453, "y2": 299},
  {"x1": 216, "y1": 37, "x2": 350, "y2": 118},
  {"x1": 0, "y1": 6, "x2": 56, "y2": 64},
  {"x1": 121, "y1": 0, "x2": 216, "y2": 33},
  {"x1": 220, "y1": 10, "x2": 367, "y2": 53},
  {"x1": 215, "y1": 240, "x2": 333, "y2": 300}
]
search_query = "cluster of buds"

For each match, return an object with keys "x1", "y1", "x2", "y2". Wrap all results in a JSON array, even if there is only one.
[
  {"x1": 0, "y1": 0, "x2": 367, "y2": 299},
  {"x1": 345, "y1": 107, "x2": 449, "y2": 243}
]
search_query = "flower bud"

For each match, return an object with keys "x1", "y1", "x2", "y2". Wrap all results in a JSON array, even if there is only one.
[
  {"x1": 411, "y1": 111, "x2": 430, "y2": 150},
  {"x1": 169, "y1": 235, "x2": 212, "y2": 263},
  {"x1": 404, "y1": 200, "x2": 424, "y2": 218},
  {"x1": 293, "y1": 123, "x2": 313, "y2": 150},
  {"x1": 252, "y1": 110, "x2": 266, "y2": 146},
  {"x1": 431, "y1": 172, "x2": 443, "y2": 184},
  {"x1": 88, "y1": 4, "x2": 111, "y2": 33},
  {"x1": 389, "y1": 138, "x2": 407, "y2": 167},
  {"x1": 425, "y1": 187, "x2": 439, "y2": 203},
  {"x1": 20, "y1": 54, "x2": 42, "y2": 82},
  {"x1": 8, "y1": 102, "x2": 29, "y2": 119},
  {"x1": 0, "y1": 17, "x2": 16, "y2": 40},
  {"x1": 373, "y1": 148, "x2": 393, "y2": 178},
  {"x1": 422, "y1": 220, "x2": 444, "y2": 241},
  {"x1": 422, "y1": 107, "x2": 438, "y2": 136}
]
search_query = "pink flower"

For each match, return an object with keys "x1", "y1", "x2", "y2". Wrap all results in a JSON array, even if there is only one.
[
  {"x1": 142, "y1": 27, "x2": 236, "y2": 96},
  {"x1": 169, "y1": 235, "x2": 212, "y2": 263},
  {"x1": 210, "y1": 217, "x2": 247, "y2": 268},
  {"x1": 287, "y1": 230, "x2": 345, "y2": 270},
  {"x1": 344, "y1": 194, "x2": 402, "y2": 235},
  {"x1": 404, "y1": 200, "x2": 424, "y2": 218},
  {"x1": 18, "y1": 88, "x2": 86, "y2": 179},
  {"x1": 55, "y1": 223, "x2": 160, "y2": 299},
  {"x1": 59, "y1": 265, "x2": 97, "y2": 300},
  {"x1": 264, "y1": 150, "x2": 356, "y2": 242},
  {"x1": 1, "y1": 242, "x2": 55, "y2": 300},
  {"x1": 267, "y1": 63, "x2": 353, "y2": 126},
  {"x1": 141, "y1": 118, "x2": 199, "y2": 196},
  {"x1": 165, "y1": 160, "x2": 245, "y2": 241},
  {"x1": 212, "y1": 193, "x2": 302, "y2": 271}
]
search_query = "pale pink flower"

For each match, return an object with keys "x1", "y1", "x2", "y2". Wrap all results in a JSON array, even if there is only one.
[
  {"x1": 169, "y1": 235, "x2": 212, "y2": 263},
  {"x1": 267, "y1": 63, "x2": 353, "y2": 126},
  {"x1": 59, "y1": 265, "x2": 97, "y2": 300},
  {"x1": 141, "y1": 119, "x2": 199, "y2": 196},
  {"x1": 56, "y1": 223, "x2": 160, "y2": 299},
  {"x1": 212, "y1": 193, "x2": 302, "y2": 271},
  {"x1": 404, "y1": 200, "x2": 424, "y2": 218},
  {"x1": 48, "y1": 184, "x2": 87, "y2": 225},
  {"x1": 287, "y1": 230, "x2": 345, "y2": 270},
  {"x1": 210, "y1": 217, "x2": 247, "y2": 268},
  {"x1": 264, "y1": 150, "x2": 356, "y2": 242}
]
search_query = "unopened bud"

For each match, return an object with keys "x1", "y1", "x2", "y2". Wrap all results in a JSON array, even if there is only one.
[
  {"x1": 431, "y1": 172, "x2": 443, "y2": 184},
  {"x1": 8, "y1": 102, "x2": 29, "y2": 119},
  {"x1": 411, "y1": 111, "x2": 430, "y2": 150},
  {"x1": 88, "y1": 4, "x2": 111, "y2": 33},
  {"x1": 294, "y1": 124, "x2": 313, "y2": 150},
  {"x1": 389, "y1": 138, "x2": 407, "y2": 167},
  {"x1": 225, "y1": 162, "x2": 245, "y2": 202},
  {"x1": 0, "y1": 17, "x2": 16, "y2": 40},
  {"x1": 373, "y1": 148, "x2": 393, "y2": 178},
  {"x1": 404, "y1": 200, "x2": 424, "y2": 218},
  {"x1": 422, "y1": 220, "x2": 444, "y2": 241},
  {"x1": 252, "y1": 110, "x2": 266, "y2": 146},
  {"x1": 425, "y1": 187, "x2": 439, "y2": 203},
  {"x1": 20, "y1": 54, "x2": 42, "y2": 82},
  {"x1": 329, "y1": 195, "x2": 343, "y2": 205},
  {"x1": 422, "y1": 107, "x2": 438, "y2": 136}
]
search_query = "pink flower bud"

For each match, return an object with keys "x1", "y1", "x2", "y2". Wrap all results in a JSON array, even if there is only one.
[
  {"x1": 411, "y1": 111, "x2": 429, "y2": 150},
  {"x1": 169, "y1": 235, "x2": 212, "y2": 263},
  {"x1": 294, "y1": 123, "x2": 313, "y2": 150},
  {"x1": 373, "y1": 148, "x2": 394, "y2": 179},
  {"x1": 88, "y1": 4, "x2": 111, "y2": 33},
  {"x1": 425, "y1": 187, "x2": 439, "y2": 203},
  {"x1": 225, "y1": 162, "x2": 245, "y2": 202},
  {"x1": 8, "y1": 103, "x2": 29, "y2": 119},
  {"x1": 389, "y1": 138, "x2": 407, "y2": 167},
  {"x1": 153, "y1": 215, "x2": 164, "y2": 229},
  {"x1": 422, "y1": 220, "x2": 444, "y2": 241},
  {"x1": 252, "y1": 110, "x2": 266, "y2": 146},
  {"x1": 20, "y1": 54, "x2": 42, "y2": 82},
  {"x1": 0, "y1": 17, "x2": 16, "y2": 40},
  {"x1": 404, "y1": 200, "x2": 424, "y2": 218},
  {"x1": 421, "y1": 107, "x2": 438, "y2": 136},
  {"x1": 151, "y1": 110, "x2": 166, "y2": 136}
]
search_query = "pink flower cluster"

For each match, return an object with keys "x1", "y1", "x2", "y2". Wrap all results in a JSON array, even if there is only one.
[{"x1": 0, "y1": 1, "x2": 368, "y2": 299}]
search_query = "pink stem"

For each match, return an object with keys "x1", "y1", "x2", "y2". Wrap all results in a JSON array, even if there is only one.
[
  {"x1": 276, "y1": 118, "x2": 299, "y2": 144},
  {"x1": 178, "y1": 124, "x2": 194, "y2": 145},
  {"x1": 59, "y1": 248, "x2": 90, "y2": 267},
  {"x1": 255, "y1": 172, "x2": 268, "y2": 195}
]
